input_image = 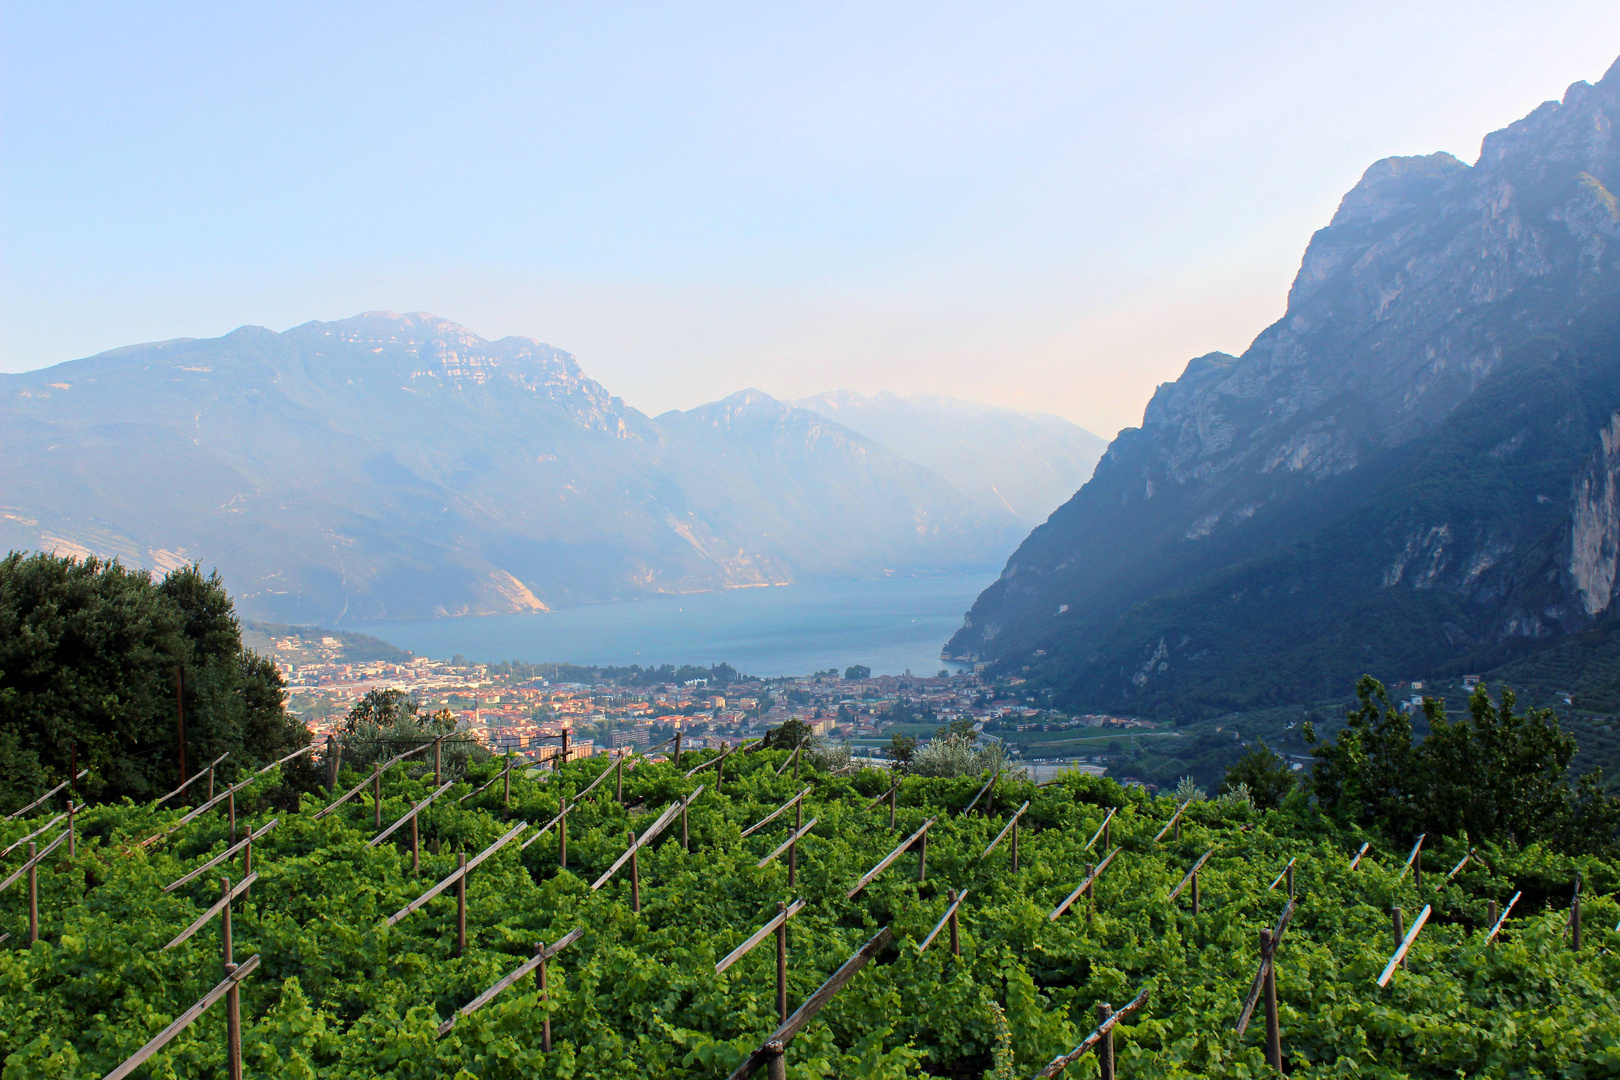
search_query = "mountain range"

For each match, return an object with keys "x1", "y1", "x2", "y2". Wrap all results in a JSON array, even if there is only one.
[
  {"x1": 0, "y1": 313, "x2": 1101, "y2": 624},
  {"x1": 948, "y1": 55, "x2": 1620, "y2": 720}
]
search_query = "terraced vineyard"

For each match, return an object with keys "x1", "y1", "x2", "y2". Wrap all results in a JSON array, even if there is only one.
[{"x1": 1, "y1": 746, "x2": 1616, "y2": 1078}]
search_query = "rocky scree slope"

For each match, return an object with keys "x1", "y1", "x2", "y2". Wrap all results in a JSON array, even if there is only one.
[{"x1": 947, "y1": 57, "x2": 1620, "y2": 720}]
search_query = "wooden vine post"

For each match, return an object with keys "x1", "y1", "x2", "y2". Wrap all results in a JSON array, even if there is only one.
[
  {"x1": 505, "y1": 752, "x2": 514, "y2": 808},
  {"x1": 372, "y1": 763, "x2": 382, "y2": 832},
  {"x1": 628, "y1": 829, "x2": 640, "y2": 912},
  {"x1": 538, "y1": 939, "x2": 553, "y2": 1051},
  {"x1": 1235, "y1": 899, "x2": 1295, "y2": 1069},
  {"x1": 221, "y1": 876, "x2": 244, "y2": 1080},
  {"x1": 455, "y1": 853, "x2": 468, "y2": 956},
  {"x1": 918, "y1": 890, "x2": 969, "y2": 956},
  {"x1": 790, "y1": 801, "x2": 801, "y2": 887},
  {"x1": 1377, "y1": 904, "x2": 1432, "y2": 985},
  {"x1": 615, "y1": 754, "x2": 624, "y2": 803},
  {"x1": 1392, "y1": 907, "x2": 1405, "y2": 966},
  {"x1": 27, "y1": 841, "x2": 37, "y2": 944},
  {"x1": 716, "y1": 899, "x2": 806, "y2": 1030},
  {"x1": 435, "y1": 735, "x2": 443, "y2": 785},
  {"x1": 560, "y1": 796, "x2": 569, "y2": 866},
  {"x1": 437, "y1": 928, "x2": 583, "y2": 1039},
  {"x1": 327, "y1": 735, "x2": 340, "y2": 792},
  {"x1": 1097, "y1": 1003, "x2": 1115, "y2": 1080},
  {"x1": 1572, "y1": 873, "x2": 1582, "y2": 952},
  {"x1": 1034, "y1": 986, "x2": 1150, "y2": 1078},
  {"x1": 672, "y1": 730, "x2": 681, "y2": 767},
  {"x1": 725, "y1": 926, "x2": 894, "y2": 1080}
]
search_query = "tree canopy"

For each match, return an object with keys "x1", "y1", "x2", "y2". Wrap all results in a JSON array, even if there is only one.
[
  {"x1": 1305, "y1": 676, "x2": 1620, "y2": 853},
  {"x1": 0, "y1": 552, "x2": 308, "y2": 812}
]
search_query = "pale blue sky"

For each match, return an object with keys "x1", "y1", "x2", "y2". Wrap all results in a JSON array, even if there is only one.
[{"x1": 4, "y1": 2, "x2": 1619, "y2": 434}]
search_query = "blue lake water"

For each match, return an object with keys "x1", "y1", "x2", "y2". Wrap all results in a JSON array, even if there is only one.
[{"x1": 350, "y1": 575, "x2": 996, "y2": 677}]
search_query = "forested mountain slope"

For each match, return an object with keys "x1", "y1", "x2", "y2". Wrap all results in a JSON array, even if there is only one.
[{"x1": 948, "y1": 56, "x2": 1620, "y2": 720}]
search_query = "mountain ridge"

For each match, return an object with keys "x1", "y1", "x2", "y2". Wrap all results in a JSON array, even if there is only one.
[
  {"x1": 1, "y1": 312, "x2": 1032, "y2": 624},
  {"x1": 947, "y1": 55, "x2": 1620, "y2": 719}
]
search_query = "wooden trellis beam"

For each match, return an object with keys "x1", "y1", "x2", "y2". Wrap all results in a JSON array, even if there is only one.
[
  {"x1": 847, "y1": 818, "x2": 935, "y2": 898},
  {"x1": 1050, "y1": 846, "x2": 1120, "y2": 921}
]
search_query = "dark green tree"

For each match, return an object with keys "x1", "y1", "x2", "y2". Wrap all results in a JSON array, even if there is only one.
[
  {"x1": 1306, "y1": 676, "x2": 1620, "y2": 852},
  {"x1": 933, "y1": 716, "x2": 978, "y2": 742},
  {"x1": 844, "y1": 665, "x2": 871, "y2": 680},
  {"x1": 886, "y1": 733, "x2": 918, "y2": 765},
  {"x1": 1219, "y1": 740, "x2": 1297, "y2": 810},
  {"x1": 760, "y1": 717, "x2": 815, "y2": 753},
  {"x1": 0, "y1": 552, "x2": 308, "y2": 811}
]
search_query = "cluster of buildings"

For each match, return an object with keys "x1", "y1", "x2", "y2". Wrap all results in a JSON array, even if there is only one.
[{"x1": 263, "y1": 630, "x2": 1149, "y2": 763}]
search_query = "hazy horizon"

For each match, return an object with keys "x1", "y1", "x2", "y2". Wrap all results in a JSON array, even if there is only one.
[{"x1": 5, "y1": 4, "x2": 1620, "y2": 435}]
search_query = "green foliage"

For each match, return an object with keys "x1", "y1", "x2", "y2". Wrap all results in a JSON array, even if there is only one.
[
  {"x1": 906, "y1": 735, "x2": 1004, "y2": 779},
  {"x1": 0, "y1": 552, "x2": 309, "y2": 812},
  {"x1": 1307, "y1": 677, "x2": 1620, "y2": 852},
  {"x1": 933, "y1": 717, "x2": 978, "y2": 743},
  {"x1": 1218, "y1": 741, "x2": 1296, "y2": 810},
  {"x1": 844, "y1": 666, "x2": 872, "y2": 681},
  {"x1": 759, "y1": 718, "x2": 814, "y2": 754},
  {"x1": 336, "y1": 691, "x2": 488, "y2": 775},
  {"x1": 885, "y1": 734, "x2": 918, "y2": 765},
  {"x1": 2, "y1": 733, "x2": 1617, "y2": 1078}
]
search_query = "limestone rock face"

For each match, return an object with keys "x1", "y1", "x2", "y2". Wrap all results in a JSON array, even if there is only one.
[{"x1": 949, "y1": 57, "x2": 1620, "y2": 716}]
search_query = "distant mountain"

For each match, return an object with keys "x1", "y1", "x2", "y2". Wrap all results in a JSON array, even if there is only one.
[
  {"x1": 948, "y1": 56, "x2": 1620, "y2": 720},
  {"x1": 0, "y1": 312, "x2": 1020, "y2": 623},
  {"x1": 791, "y1": 390, "x2": 1106, "y2": 524}
]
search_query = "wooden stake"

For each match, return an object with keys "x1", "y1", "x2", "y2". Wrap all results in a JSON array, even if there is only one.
[
  {"x1": 504, "y1": 754, "x2": 512, "y2": 808},
  {"x1": 1085, "y1": 863, "x2": 1095, "y2": 925},
  {"x1": 915, "y1": 827, "x2": 927, "y2": 882},
  {"x1": 1392, "y1": 906, "x2": 1405, "y2": 967},
  {"x1": 615, "y1": 755, "x2": 623, "y2": 803},
  {"x1": 789, "y1": 801, "x2": 801, "y2": 887},
  {"x1": 673, "y1": 730, "x2": 681, "y2": 767},
  {"x1": 888, "y1": 784, "x2": 897, "y2": 831},
  {"x1": 242, "y1": 838, "x2": 252, "y2": 899},
  {"x1": 434, "y1": 735, "x2": 443, "y2": 786},
  {"x1": 27, "y1": 842, "x2": 37, "y2": 944},
  {"x1": 1572, "y1": 874, "x2": 1582, "y2": 952},
  {"x1": 228, "y1": 790, "x2": 237, "y2": 844},
  {"x1": 1486, "y1": 898, "x2": 1497, "y2": 935},
  {"x1": 1286, "y1": 863, "x2": 1294, "y2": 898},
  {"x1": 560, "y1": 795, "x2": 569, "y2": 868},
  {"x1": 682, "y1": 794, "x2": 689, "y2": 851},
  {"x1": 776, "y1": 900, "x2": 788, "y2": 1024},
  {"x1": 222, "y1": 876, "x2": 242, "y2": 1080},
  {"x1": 1192, "y1": 870, "x2": 1200, "y2": 915},
  {"x1": 1102, "y1": 816, "x2": 1110, "y2": 850},
  {"x1": 372, "y1": 764, "x2": 382, "y2": 832},
  {"x1": 1096, "y1": 1002, "x2": 1115, "y2": 1080},
  {"x1": 455, "y1": 853, "x2": 467, "y2": 956},
  {"x1": 765, "y1": 1044, "x2": 787, "y2": 1080},
  {"x1": 1262, "y1": 929, "x2": 1281, "y2": 1071},
  {"x1": 628, "y1": 829, "x2": 640, "y2": 912},
  {"x1": 1414, "y1": 845, "x2": 1422, "y2": 890},
  {"x1": 537, "y1": 940, "x2": 552, "y2": 1052},
  {"x1": 793, "y1": 744, "x2": 800, "y2": 780},
  {"x1": 411, "y1": 813, "x2": 420, "y2": 872},
  {"x1": 716, "y1": 749, "x2": 725, "y2": 793},
  {"x1": 1011, "y1": 815, "x2": 1020, "y2": 873},
  {"x1": 948, "y1": 889, "x2": 961, "y2": 956},
  {"x1": 327, "y1": 735, "x2": 340, "y2": 793},
  {"x1": 207, "y1": 767, "x2": 214, "y2": 802},
  {"x1": 67, "y1": 800, "x2": 75, "y2": 859}
]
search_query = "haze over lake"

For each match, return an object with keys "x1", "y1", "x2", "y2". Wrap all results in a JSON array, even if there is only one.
[{"x1": 351, "y1": 575, "x2": 994, "y2": 677}]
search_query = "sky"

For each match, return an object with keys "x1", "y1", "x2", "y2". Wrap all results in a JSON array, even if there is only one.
[{"x1": 4, "y1": 4, "x2": 1620, "y2": 436}]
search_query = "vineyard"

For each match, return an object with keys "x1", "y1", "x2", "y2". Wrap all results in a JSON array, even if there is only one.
[{"x1": 1, "y1": 742, "x2": 1617, "y2": 1079}]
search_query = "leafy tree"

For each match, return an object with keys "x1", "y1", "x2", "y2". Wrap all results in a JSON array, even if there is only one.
[
  {"x1": 1218, "y1": 740, "x2": 1296, "y2": 810},
  {"x1": 886, "y1": 733, "x2": 918, "y2": 764},
  {"x1": 336, "y1": 689, "x2": 485, "y2": 774},
  {"x1": 844, "y1": 664, "x2": 871, "y2": 680},
  {"x1": 1306, "y1": 676, "x2": 1620, "y2": 852},
  {"x1": 0, "y1": 552, "x2": 308, "y2": 811},
  {"x1": 760, "y1": 717, "x2": 814, "y2": 752},
  {"x1": 933, "y1": 716, "x2": 978, "y2": 742}
]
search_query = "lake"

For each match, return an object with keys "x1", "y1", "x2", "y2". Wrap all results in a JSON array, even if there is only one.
[{"x1": 355, "y1": 575, "x2": 997, "y2": 677}]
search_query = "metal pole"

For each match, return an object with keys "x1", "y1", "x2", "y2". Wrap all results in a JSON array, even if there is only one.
[
  {"x1": 948, "y1": 890, "x2": 960, "y2": 956},
  {"x1": 1262, "y1": 929, "x2": 1281, "y2": 1071},
  {"x1": 455, "y1": 853, "x2": 467, "y2": 956},
  {"x1": 775, "y1": 900, "x2": 788, "y2": 1024},
  {"x1": 1096, "y1": 1002, "x2": 1114, "y2": 1080}
]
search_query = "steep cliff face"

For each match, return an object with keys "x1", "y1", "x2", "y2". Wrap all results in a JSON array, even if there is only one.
[{"x1": 948, "y1": 57, "x2": 1620, "y2": 717}]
